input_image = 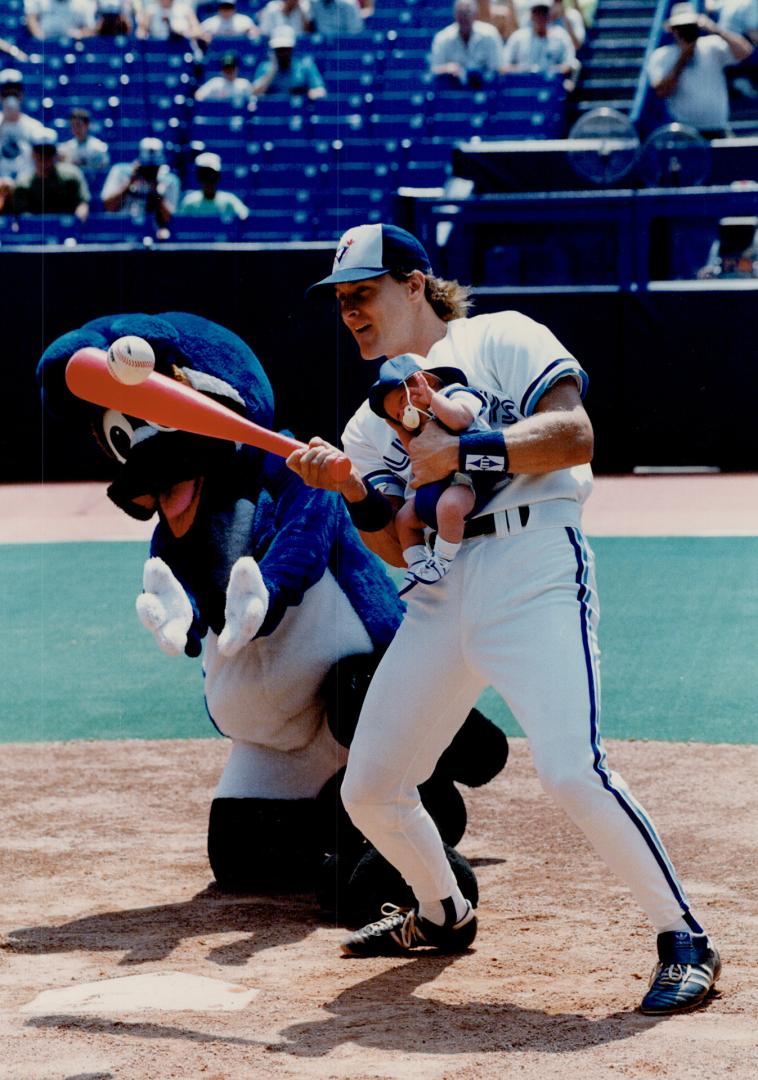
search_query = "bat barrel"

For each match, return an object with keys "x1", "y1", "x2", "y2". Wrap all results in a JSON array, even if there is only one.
[{"x1": 65, "y1": 347, "x2": 352, "y2": 482}]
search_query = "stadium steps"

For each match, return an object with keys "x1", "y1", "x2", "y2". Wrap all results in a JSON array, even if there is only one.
[{"x1": 573, "y1": 0, "x2": 658, "y2": 117}]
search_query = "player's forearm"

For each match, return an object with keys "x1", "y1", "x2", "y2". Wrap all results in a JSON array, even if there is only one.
[{"x1": 501, "y1": 408, "x2": 593, "y2": 473}]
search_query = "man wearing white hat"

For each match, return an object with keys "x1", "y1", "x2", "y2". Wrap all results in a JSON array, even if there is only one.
[
  {"x1": 251, "y1": 25, "x2": 326, "y2": 98},
  {"x1": 101, "y1": 136, "x2": 180, "y2": 225},
  {"x1": 648, "y1": 2, "x2": 752, "y2": 137},
  {"x1": 177, "y1": 151, "x2": 249, "y2": 221},
  {"x1": 3, "y1": 127, "x2": 90, "y2": 219}
]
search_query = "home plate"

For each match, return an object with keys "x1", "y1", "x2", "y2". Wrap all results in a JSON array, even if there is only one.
[{"x1": 21, "y1": 972, "x2": 261, "y2": 1014}]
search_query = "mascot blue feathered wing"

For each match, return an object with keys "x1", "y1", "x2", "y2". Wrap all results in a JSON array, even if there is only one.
[{"x1": 37, "y1": 312, "x2": 508, "y2": 925}]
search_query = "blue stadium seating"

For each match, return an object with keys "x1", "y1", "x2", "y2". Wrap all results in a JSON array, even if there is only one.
[{"x1": 1, "y1": 1, "x2": 579, "y2": 244}]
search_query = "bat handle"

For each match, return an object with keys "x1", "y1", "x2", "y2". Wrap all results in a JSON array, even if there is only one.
[{"x1": 330, "y1": 454, "x2": 353, "y2": 483}]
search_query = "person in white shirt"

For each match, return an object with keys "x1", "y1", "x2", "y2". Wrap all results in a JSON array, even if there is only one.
[
  {"x1": 57, "y1": 107, "x2": 110, "y2": 170},
  {"x1": 101, "y1": 136, "x2": 180, "y2": 225},
  {"x1": 430, "y1": 0, "x2": 504, "y2": 87},
  {"x1": 549, "y1": 0, "x2": 585, "y2": 51},
  {"x1": 0, "y1": 68, "x2": 46, "y2": 181},
  {"x1": 286, "y1": 221, "x2": 722, "y2": 1020},
  {"x1": 257, "y1": 0, "x2": 313, "y2": 38},
  {"x1": 195, "y1": 51, "x2": 256, "y2": 104},
  {"x1": 310, "y1": 0, "x2": 364, "y2": 36},
  {"x1": 647, "y1": 2, "x2": 752, "y2": 137},
  {"x1": 502, "y1": 0, "x2": 575, "y2": 74},
  {"x1": 200, "y1": 0, "x2": 259, "y2": 42},
  {"x1": 137, "y1": 0, "x2": 202, "y2": 41},
  {"x1": 24, "y1": 0, "x2": 95, "y2": 40}
]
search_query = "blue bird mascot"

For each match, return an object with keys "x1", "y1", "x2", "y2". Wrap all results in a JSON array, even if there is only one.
[{"x1": 37, "y1": 312, "x2": 509, "y2": 926}]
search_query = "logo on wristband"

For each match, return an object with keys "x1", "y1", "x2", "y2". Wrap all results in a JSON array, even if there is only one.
[{"x1": 465, "y1": 454, "x2": 506, "y2": 471}]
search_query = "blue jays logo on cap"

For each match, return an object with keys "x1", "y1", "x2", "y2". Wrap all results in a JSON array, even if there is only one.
[{"x1": 307, "y1": 223, "x2": 433, "y2": 294}]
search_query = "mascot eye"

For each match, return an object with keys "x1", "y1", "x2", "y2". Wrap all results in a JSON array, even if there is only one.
[{"x1": 102, "y1": 409, "x2": 136, "y2": 463}]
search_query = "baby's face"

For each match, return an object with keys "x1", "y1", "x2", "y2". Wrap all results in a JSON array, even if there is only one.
[{"x1": 382, "y1": 385, "x2": 429, "y2": 432}]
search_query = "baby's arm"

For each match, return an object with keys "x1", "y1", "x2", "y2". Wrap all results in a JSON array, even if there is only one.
[
  {"x1": 406, "y1": 374, "x2": 481, "y2": 432},
  {"x1": 428, "y1": 389, "x2": 481, "y2": 432}
]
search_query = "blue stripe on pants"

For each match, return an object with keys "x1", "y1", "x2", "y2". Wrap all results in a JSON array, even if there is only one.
[{"x1": 565, "y1": 527, "x2": 702, "y2": 933}]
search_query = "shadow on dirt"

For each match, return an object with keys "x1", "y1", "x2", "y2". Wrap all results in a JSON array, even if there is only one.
[
  {"x1": 3, "y1": 883, "x2": 318, "y2": 966},
  {"x1": 24, "y1": 953, "x2": 678, "y2": 1057}
]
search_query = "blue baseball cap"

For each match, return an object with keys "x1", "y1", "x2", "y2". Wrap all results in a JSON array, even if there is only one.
[
  {"x1": 368, "y1": 354, "x2": 467, "y2": 419},
  {"x1": 307, "y1": 223, "x2": 433, "y2": 293}
]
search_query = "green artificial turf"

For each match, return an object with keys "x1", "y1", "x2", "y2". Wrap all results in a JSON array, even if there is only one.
[{"x1": 1, "y1": 538, "x2": 756, "y2": 744}]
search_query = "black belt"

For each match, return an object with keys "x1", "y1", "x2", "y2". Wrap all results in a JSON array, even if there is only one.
[{"x1": 431, "y1": 505, "x2": 530, "y2": 545}]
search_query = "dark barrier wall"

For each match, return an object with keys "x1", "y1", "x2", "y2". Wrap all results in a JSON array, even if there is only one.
[{"x1": 4, "y1": 248, "x2": 757, "y2": 483}]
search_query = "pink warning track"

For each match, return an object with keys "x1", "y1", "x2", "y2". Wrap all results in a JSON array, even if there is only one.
[{"x1": 0, "y1": 475, "x2": 757, "y2": 543}]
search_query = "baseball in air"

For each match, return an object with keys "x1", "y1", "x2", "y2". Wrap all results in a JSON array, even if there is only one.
[{"x1": 106, "y1": 336, "x2": 156, "y2": 385}]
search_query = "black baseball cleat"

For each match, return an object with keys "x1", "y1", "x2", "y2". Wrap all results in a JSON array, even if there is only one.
[
  {"x1": 639, "y1": 931, "x2": 721, "y2": 1015},
  {"x1": 341, "y1": 900, "x2": 478, "y2": 957}
]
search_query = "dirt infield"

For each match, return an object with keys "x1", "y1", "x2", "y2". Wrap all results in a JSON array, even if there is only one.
[{"x1": 1, "y1": 737, "x2": 756, "y2": 1080}]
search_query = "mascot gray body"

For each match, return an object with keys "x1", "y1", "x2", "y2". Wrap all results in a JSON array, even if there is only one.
[{"x1": 38, "y1": 312, "x2": 509, "y2": 925}]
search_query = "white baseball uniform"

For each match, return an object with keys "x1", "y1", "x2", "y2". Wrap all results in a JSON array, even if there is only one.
[{"x1": 340, "y1": 310, "x2": 701, "y2": 933}]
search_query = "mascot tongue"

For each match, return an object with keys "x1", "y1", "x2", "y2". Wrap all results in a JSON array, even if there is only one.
[{"x1": 159, "y1": 479, "x2": 201, "y2": 526}]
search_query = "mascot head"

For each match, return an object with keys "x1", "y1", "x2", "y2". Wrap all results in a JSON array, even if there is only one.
[{"x1": 37, "y1": 312, "x2": 274, "y2": 536}]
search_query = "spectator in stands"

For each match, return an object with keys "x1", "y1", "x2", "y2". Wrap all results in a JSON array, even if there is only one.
[
  {"x1": 80, "y1": 0, "x2": 134, "y2": 37},
  {"x1": 718, "y1": 0, "x2": 758, "y2": 44},
  {"x1": 477, "y1": 0, "x2": 519, "y2": 42},
  {"x1": 195, "y1": 51, "x2": 256, "y2": 104},
  {"x1": 257, "y1": 0, "x2": 313, "y2": 39},
  {"x1": 101, "y1": 136, "x2": 180, "y2": 225},
  {"x1": 0, "y1": 69, "x2": 46, "y2": 181},
  {"x1": 310, "y1": 0, "x2": 364, "y2": 36},
  {"x1": 501, "y1": 0, "x2": 576, "y2": 76},
  {"x1": 58, "y1": 107, "x2": 110, "y2": 171},
  {"x1": 2, "y1": 127, "x2": 90, "y2": 219},
  {"x1": 430, "y1": 0, "x2": 504, "y2": 88},
  {"x1": 199, "y1": 0, "x2": 259, "y2": 43},
  {"x1": 549, "y1": 0, "x2": 585, "y2": 52},
  {"x1": 137, "y1": 0, "x2": 202, "y2": 41},
  {"x1": 648, "y1": 2, "x2": 752, "y2": 139},
  {"x1": 177, "y1": 150, "x2": 249, "y2": 220},
  {"x1": 24, "y1": 0, "x2": 95, "y2": 40},
  {"x1": 252, "y1": 25, "x2": 326, "y2": 98},
  {"x1": 718, "y1": 0, "x2": 758, "y2": 101}
]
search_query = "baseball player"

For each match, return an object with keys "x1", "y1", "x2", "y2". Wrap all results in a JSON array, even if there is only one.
[
  {"x1": 368, "y1": 354, "x2": 500, "y2": 586},
  {"x1": 287, "y1": 222, "x2": 720, "y2": 1015}
]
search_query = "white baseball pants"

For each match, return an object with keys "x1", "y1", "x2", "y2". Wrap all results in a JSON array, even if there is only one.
[{"x1": 342, "y1": 507, "x2": 699, "y2": 933}]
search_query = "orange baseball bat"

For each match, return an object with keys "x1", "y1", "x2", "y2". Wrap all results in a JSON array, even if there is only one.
[{"x1": 64, "y1": 347, "x2": 352, "y2": 481}]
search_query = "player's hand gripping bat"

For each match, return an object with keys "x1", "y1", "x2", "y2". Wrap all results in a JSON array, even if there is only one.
[{"x1": 64, "y1": 347, "x2": 352, "y2": 481}]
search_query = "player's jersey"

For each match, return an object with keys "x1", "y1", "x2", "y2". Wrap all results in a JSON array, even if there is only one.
[{"x1": 342, "y1": 310, "x2": 593, "y2": 516}]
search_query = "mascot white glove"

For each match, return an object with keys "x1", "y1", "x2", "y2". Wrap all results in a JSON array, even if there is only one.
[
  {"x1": 136, "y1": 557, "x2": 194, "y2": 657},
  {"x1": 217, "y1": 556, "x2": 270, "y2": 658}
]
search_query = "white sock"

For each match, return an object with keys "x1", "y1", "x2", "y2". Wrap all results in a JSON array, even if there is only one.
[
  {"x1": 419, "y1": 888, "x2": 468, "y2": 927},
  {"x1": 403, "y1": 544, "x2": 428, "y2": 568},
  {"x1": 434, "y1": 537, "x2": 461, "y2": 563}
]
